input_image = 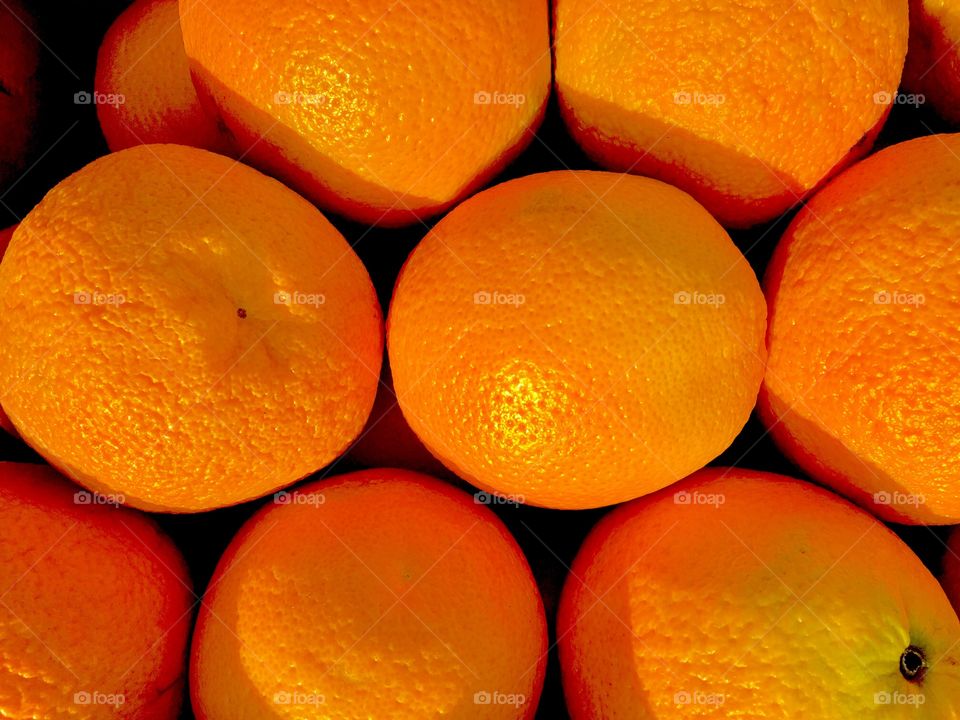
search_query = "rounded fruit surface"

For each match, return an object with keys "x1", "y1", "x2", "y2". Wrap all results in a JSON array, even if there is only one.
[
  {"x1": 0, "y1": 144, "x2": 382, "y2": 512},
  {"x1": 554, "y1": 0, "x2": 908, "y2": 227},
  {"x1": 0, "y1": 225, "x2": 15, "y2": 438},
  {"x1": 903, "y1": 0, "x2": 960, "y2": 124},
  {"x1": 558, "y1": 467, "x2": 960, "y2": 719},
  {"x1": 388, "y1": 170, "x2": 766, "y2": 510},
  {"x1": 0, "y1": 462, "x2": 193, "y2": 719},
  {"x1": 761, "y1": 133, "x2": 960, "y2": 524},
  {"x1": 178, "y1": 0, "x2": 550, "y2": 226},
  {"x1": 0, "y1": 0, "x2": 39, "y2": 187},
  {"x1": 190, "y1": 468, "x2": 547, "y2": 720},
  {"x1": 95, "y1": 0, "x2": 232, "y2": 153}
]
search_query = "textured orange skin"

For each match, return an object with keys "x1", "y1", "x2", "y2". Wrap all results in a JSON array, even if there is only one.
[
  {"x1": 95, "y1": 0, "x2": 232, "y2": 153},
  {"x1": 0, "y1": 0, "x2": 39, "y2": 187},
  {"x1": 761, "y1": 134, "x2": 960, "y2": 525},
  {"x1": 178, "y1": 0, "x2": 550, "y2": 227},
  {"x1": 554, "y1": 0, "x2": 908, "y2": 228},
  {"x1": 0, "y1": 225, "x2": 15, "y2": 438},
  {"x1": 191, "y1": 469, "x2": 548, "y2": 720},
  {"x1": 0, "y1": 462, "x2": 193, "y2": 719},
  {"x1": 904, "y1": 0, "x2": 960, "y2": 124},
  {"x1": 388, "y1": 171, "x2": 766, "y2": 510},
  {"x1": 0, "y1": 144, "x2": 382, "y2": 512},
  {"x1": 558, "y1": 468, "x2": 960, "y2": 719}
]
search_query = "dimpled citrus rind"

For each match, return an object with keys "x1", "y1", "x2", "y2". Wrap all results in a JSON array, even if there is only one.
[
  {"x1": 554, "y1": 0, "x2": 908, "y2": 227},
  {"x1": 0, "y1": 144, "x2": 382, "y2": 512},
  {"x1": 388, "y1": 170, "x2": 766, "y2": 510},
  {"x1": 179, "y1": 0, "x2": 550, "y2": 225},
  {"x1": 191, "y1": 468, "x2": 547, "y2": 720},
  {"x1": 558, "y1": 467, "x2": 960, "y2": 719},
  {"x1": 761, "y1": 133, "x2": 960, "y2": 524},
  {"x1": 0, "y1": 462, "x2": 193, "y2": 719}
]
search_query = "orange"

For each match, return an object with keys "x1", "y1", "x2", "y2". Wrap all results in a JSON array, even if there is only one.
[
  {"x1": 0, "y1": 224, "x2": 15, "y2": 438},
  {"x1": 178, "y1": 0, "x2": 550, "y2": 226},
  {"x1": 903, "y1": 0, "x2": 960, "y2": 124},
  {"x1": 388, "y1": 171, "x2": 766, "y2": 510},
  {"x1": 346, "y1": 358, "x2": 447, "y2": 476},
  {"x1": 190, "y1": 468, "x2": 547, "y2": 719},
  {"x1": 553, "y1": 0, "x2": 908, "y2": 227},
  {"x1": 558, "y1": 467, "x2": 960, "y2": 718},
  {"x1": 761, "y1": 133, "x2": 960, "y2": 525},
  {"x1": 0, "y1": 144, "x2": 382, "y2": 512},
  {"x1": 0, "y1": 0, "x2": 39, "y2": 188},
  {"x1": 0, "y1": 461, "x2": 193, "y2": 719},
  {"x1": 95, "y1": 0, "x2": 232, "y2": 153}
]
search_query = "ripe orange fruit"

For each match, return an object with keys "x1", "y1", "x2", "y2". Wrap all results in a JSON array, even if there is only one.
[
  {"x1": 0, "y1": 144, "x2": 382, "y2": 512},
  {"x1": 95, "y1": 0, "x2": 231, "y2": 153},
  {"x1": 761, "y1": 134, "x2": 960, "y2": 525},
  {"x1": 0, "y1": 224, "x2": 15, "y2": 438},
  {"x1": 191, "y1": 468, "x2": 547, "y2": 719},
  {"x1": 904, "y1": 0, "x2": 960, "y2": 124},
  {"x1": 388, "y1": 171, "x2": 766, "y2": 510},
  {"x1": 179, "y1": 0, "x2": 550, "y2": 226},
  {"x1": 554, "y1": 0, "x2": 908, "y2": 227},
  {"x1": 0, "y1": 462, "x2": 193, "y2": 719},
  {"x1": 0, "y1": 0, "x2": 39, "y2": 187},
  {"x1": 558, "y1": 467, "x2": 960, "y2": 718}
]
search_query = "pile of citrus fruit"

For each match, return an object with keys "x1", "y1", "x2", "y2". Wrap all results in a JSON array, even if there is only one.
[{"x1": 2, "y1": 0, "x2": 960, "y2": 717}]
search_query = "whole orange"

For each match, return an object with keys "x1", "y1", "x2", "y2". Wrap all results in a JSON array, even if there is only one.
[
  {"x1": 0, "y1": 144, "x2": 382, "y2": 512},
  {"x1": 95, "y1": 0, "x2": 232, "y2": 153},
  {"x1": 178, "y1": 0, "x2": 550, "y2": 226},
  {"x1": 388, "y1": 171, "x2": 766, "y2": 510},
  {"x1": 554, "y1": 0, "x2": 908, "y2": 227},
  {"x1": 903, "y1": 0, "x2": 960, "y2": 124},
  {"x1": 190, "y1": 468, "x2": 547, "y2": 719},
  {"x1": 0, "y1": 462, "x2": 193, "y2": 719},
  {"x1": 761, "y1": 133, "x2": 960, "y2": 524},
  {"x1": 558, "y1": 467, "x2": 960, "y2": 718},
  {"x1": 0, "y1": 0, "x2": 39, "y2": 187}
]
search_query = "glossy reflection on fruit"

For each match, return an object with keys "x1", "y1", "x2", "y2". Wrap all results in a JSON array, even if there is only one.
[{"x1": 389, "y1": 171, "x2": 766, "y2": 509}]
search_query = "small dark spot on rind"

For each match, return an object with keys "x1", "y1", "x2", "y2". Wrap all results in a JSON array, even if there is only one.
[{"x1": 236, "y1": 308, "x2": 247, "y2": 319}]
